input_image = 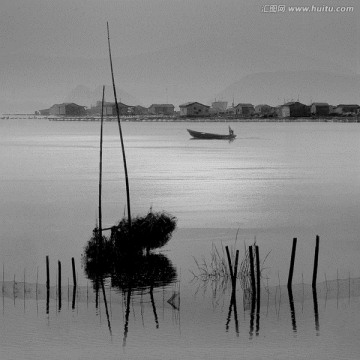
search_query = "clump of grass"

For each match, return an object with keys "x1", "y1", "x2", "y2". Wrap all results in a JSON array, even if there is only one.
[
  {"x1": 191, "y1": 242, "x2": 234, "y2": 281},
  {"x1": 191, "y1": 232, "x2": 271, "y2": 291},
  {"x1": 238, "y1": 240, "x2": 271, "y2": 292}
]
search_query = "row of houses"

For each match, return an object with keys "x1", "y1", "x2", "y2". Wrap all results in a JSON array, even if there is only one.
[
  {"x1": 213, "y1": 101, "x2": 360, "y2": 118},
  {"x1": 37, "y1": 101, "x2": 360, "y2": 118},
  {"x1": 37, "y1": 102, "x2": 176, "y2": 117}
]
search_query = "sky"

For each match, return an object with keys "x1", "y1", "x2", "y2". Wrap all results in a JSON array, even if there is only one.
[{"x1": 0, "y1": 0, "x2": 359, "y2": 112}]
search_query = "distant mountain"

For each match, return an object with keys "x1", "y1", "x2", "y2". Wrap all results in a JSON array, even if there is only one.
[
  {"x1": 215, "y1": 71, "x2": 360, "y2": 107},
  {"x1": 64, "y1": 85, "x2": 141, "y2": 107},
  {"x1": 0, "y1": 35, "x2": 358, "y2": 113}
]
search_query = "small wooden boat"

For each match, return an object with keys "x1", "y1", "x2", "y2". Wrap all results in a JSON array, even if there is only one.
[{"x1": 187, "y1": 128, "x2": 236, "y2": 140}]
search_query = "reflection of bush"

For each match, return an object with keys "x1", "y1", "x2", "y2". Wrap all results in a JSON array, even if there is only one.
[
  {"x1": 111, "y1": 253, "x2": 177, "y2": 290},
  {"x1": 83, "y1": 242, "x2": 177, "y2": 291}
]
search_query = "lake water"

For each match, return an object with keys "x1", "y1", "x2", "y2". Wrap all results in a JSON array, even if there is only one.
[{"x1": 0, "y1": 118, "x2": 360, "y2": 359}]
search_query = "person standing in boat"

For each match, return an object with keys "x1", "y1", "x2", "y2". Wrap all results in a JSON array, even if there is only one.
[{"x1": 228, "y1": 126, "x2": 234, "y2": 136}]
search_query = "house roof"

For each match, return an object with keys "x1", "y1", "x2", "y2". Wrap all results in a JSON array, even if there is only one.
[
  {"x1": 235, "y1": 103, "x2": 254, "y2": 107},
  {"x1": 179, "y1": 102, "x2": 210, "y2": 108},
  {"x1": 336, "y1": 104, "x2": 359, "y2": 107},
  {"x1": 51, "y1": 102, "x2": 85, "y2": 108},
  {"x1": 311, "y1": 102, "x2": 329, "y2": 106},
  {"x1": 149, "y1": 104, "x2": 174, "y2": 108},
  {"x1": 282, "y1": 101, "x2": 306, "y2": 106},
  {"x1": 255, "y1": 104, "x2": 272, "y2": 109}
]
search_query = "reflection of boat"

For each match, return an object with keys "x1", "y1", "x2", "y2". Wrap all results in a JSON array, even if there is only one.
[{"x1": 187, "y1": 128, "x2": 236, "y2": 140}]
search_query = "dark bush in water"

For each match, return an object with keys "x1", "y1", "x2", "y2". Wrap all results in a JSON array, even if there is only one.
[
  {"x1": 82, "y1": 230, "x2": 113, "y2": 278},
  {"x1": 82, "y1": 210, "x2": 177, "y2": 278},
  {"x1": 110, "y1": 210, "x2": 177, "y2": 254}
]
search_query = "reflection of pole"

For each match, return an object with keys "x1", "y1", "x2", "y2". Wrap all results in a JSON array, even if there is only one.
[
  {"x1": 312, "y1": 287, "x2": 319, "y2": 333},
  {"x1": 150, "y1": 285, "x2": 159, "y2": 329},
  {"x1": 287, "y1": 287, "x2": 297, "y2": 333},
  {"x1": 226, "y1": 291, "x2": 239, "y2": 335},
  {"x1": 123, "y1": 288, "x2": 131, "y2": 347},
  {"x1": 95, "y1": 277, "x2": 99, "y2": 309},
  {"x1": 100, "y1": 279, "x2": 112, "y2": 335},
  {"x1": 72, "y1": 284, "x2": 76, "y2": 310},
  {"x1": 225, "y1": 296, "x2": 233, "y2": 332},
  {"x1": 249, "y1": 294, "x2": 256, "y2": 339},
  {"x1": 233, "y1": 293, "x2": 239, "y2": 335}
]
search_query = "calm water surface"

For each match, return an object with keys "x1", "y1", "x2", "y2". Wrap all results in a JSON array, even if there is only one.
[{"x1": 0, "y1": 118, "x2": 360, "y2": 359}]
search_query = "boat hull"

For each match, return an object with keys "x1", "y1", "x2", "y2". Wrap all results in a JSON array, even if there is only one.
[{"x1": 187, "y1": 129, "x2": 236, "y2": 140}]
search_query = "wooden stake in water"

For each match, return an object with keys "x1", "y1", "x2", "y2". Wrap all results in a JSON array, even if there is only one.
[
  {"x1": 58, "y1": 261, "x2": 62, "y2": 311},
  {"x1": 107, "y1": 22, "x2": 132, "y2": 228},
  {"x1": 72, "y1": 257, "x2": 77, "y2": 288},
  {"x1": 46, "y1": 256, "x2": 50, "y2": 290},
  {"x1": 255, "y1": 245, "x2": 261, "y2": 297},
  {"x1": 225, "y1": 246, "x2": 234, "y2": 282},
  {"x1": 312, "y1": 235, "x2": 319, "y2": 288},
  {"x1": 233, "y1": 250, "x2": 239, "y2": 290},
  {"x1": 287, "y1": 238, "x2": 297, "y2": 289},
  {"x1": 249, "y1": 246, "x2": 256, "y2": 296}
]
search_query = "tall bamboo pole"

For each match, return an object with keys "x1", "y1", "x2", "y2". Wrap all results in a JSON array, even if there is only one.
[
  {"x1": 98, "y1": 85, "x2": 105, "y2": 244},
  {"x1": 106, "y1": 22, "x2": 132, "y2": 228}
]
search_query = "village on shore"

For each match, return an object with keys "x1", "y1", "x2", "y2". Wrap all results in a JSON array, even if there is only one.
[{"x1": 32, "y1": 100, "x2": 360, "y2": 121}]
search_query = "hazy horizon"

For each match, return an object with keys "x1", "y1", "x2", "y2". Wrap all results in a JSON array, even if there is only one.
[{"x1": 1, "y1": 0, "x2": 359, "y2": 113}]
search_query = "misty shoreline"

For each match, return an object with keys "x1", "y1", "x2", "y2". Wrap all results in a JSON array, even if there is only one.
[{"x1": 1, "y1": 115, "x2": 359, "y2": 123}]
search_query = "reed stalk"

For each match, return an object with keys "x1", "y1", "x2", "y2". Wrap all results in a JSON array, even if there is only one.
[
  {"x1": 98, "y1": 85, "x2": 105, "y2": 244},
  {"x1": 107, "y1": 22, "x2": 132, "y2": 228}
]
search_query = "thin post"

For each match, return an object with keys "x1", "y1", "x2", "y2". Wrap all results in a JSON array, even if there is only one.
[
  {"x1": 312, "y1": 235, "x2": 319, "y2": 288},
  {"x1": 225, "y1": 246, "x2": 234, "y2": 282},
  {"x1": 98, "y1": 85, "x2": 105, "y2": 245},
  {"x1": 255, "y1": 245, "x2": 261, "y2": 296},
  {"x1": 71, "y1": 257, "x2": 77, "y2": 288},
  {"x1": 287, "y1": 238, "x2": 297, "y2": 289},
  {"x1": 58, "y1": 261, "x2": 62, "y2": 310},
  {"x1": 233, "y1": 250, "x2": 239, "y2": 289},
  {"x1": 36, "y1": 267, "x2": 38, "y2": 301},
  {"x1": 46, "y1": 256, "x2": 50, "y2": 290},
  {"x1": 249, "y1": 246, "x2": 256, "y2": 296},
  {"x1": 107, "y1": 22, "x2": 132, "y2": 228},
  {"x1": 46, "y1": 256, "x2": 49, "y2": 314}
]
